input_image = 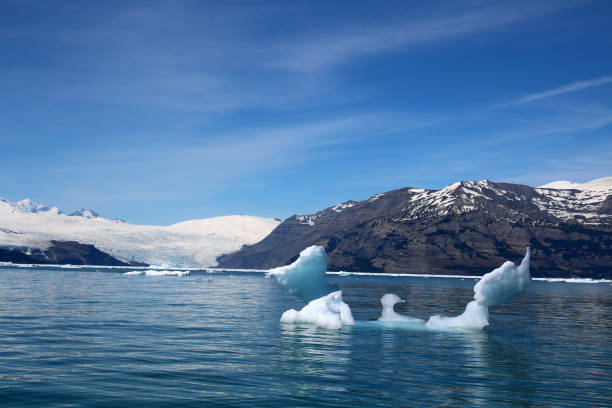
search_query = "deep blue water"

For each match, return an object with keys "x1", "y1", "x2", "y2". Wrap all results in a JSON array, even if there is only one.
[{"x1": 0, "y1": 266, "x2": 611, "y2": 407}]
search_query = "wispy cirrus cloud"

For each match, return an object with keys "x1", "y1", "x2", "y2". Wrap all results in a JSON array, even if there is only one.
[
  {"x1": 44, "y1": 111, "x2": 430, "y2": 194},
  {"x1": 501, "y1": 75, "x2": 612, "y2": 107},
  {"x1": 271, "y1": 0, "x2": 587, "y2": 72},
  {"x1": 27, "y1": 0, "x2": 590, "y2": 114}
]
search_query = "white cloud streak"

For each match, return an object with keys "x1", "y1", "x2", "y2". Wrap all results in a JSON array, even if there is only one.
[
  {"x1": 271, "y1": 1, "x2": 586, "y2": 72},
  {"x1": 502, "y1": 75, "x2": 612, "y2": 107}
]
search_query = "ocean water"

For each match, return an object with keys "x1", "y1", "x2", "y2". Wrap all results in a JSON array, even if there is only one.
[{"x1": 0, "y1": 267, "x2": 610, "y2": 407}]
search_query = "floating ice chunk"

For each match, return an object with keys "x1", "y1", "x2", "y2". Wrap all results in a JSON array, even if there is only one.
[
  {"x1": 378, "y1": 294, "x2": 424, "y2": 323},
  {"x1": 426, "y1": 300, "x2": 490, "y2": 330},
  {"x1": 280, "y1": 290, "x2": 354, "y2": 330},
  {"x1": 424, "y1": 247, "x2": 531, "y2": 330},
  {"x1": 474, "y1": 247, "x2": 531, "y2": 306},
  {"x1": 123, "y1": 270, "x2": 189, "y2": 276},
  {"x1": 267, "y1": 245, "x2": 338, "y2": 302}
]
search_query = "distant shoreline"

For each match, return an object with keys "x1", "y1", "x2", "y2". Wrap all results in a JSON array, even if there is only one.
[{"x1": 1, "y1": 262, "x2": 610, "y2": 283}]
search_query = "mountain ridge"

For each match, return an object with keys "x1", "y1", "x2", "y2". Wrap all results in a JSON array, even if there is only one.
[{"x1": 217, "y1": 178, "x2": 612, "y2": 278}]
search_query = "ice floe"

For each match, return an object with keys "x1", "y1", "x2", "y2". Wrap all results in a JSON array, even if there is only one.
[{"x1": 123, "y1": 270, "x2": 190, "y2": 276}]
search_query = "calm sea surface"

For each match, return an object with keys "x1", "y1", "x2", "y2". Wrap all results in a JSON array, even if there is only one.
[{"x1": 0, "y1": 266, "x2": 610, "y2": 407}]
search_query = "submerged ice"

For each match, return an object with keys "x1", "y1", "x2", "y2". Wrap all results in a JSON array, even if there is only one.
[{"x1": 267, "y1": 246, "x2": 338, "y2": 302}]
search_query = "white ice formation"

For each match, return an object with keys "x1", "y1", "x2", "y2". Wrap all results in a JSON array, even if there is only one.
[
  {"x1": 425, "y1": 247, "x2": 532, "y2": 330},
  {"x1": 123, "y1": 270, "x2": 190, "y2": 276},
  {"x1": 376, "y1": 247, "x2": 532, "y2": 330},
  {"x1": 424, "y1": 300, "x2": 490, "y2": 330},
  {"x1": 268, "y1": 245, "x2": 352, "y2": 329},
  {"x1": 280, "y1": 290, "x2": 354, "y2": 330},
  {"x1": 267, "y1": 246, "x2": 338, "y2": 302},
  {"x1": 473, "y1": 247, "x2": 531, "y2": 306},
  {"x1": 378, "y1": 294, "x2": 424, "y2": 323},
  {"x1": 271, "y1": 245, "x2": 532, "y2": 331}
]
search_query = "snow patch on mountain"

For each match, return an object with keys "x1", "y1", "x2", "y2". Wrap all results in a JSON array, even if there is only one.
[
  {"x1": 289, "y1": 178, "x2": 611, "y2": 227},
  {"x1": 12, "y1": 199, "x2": 63, "y2": 215},
  {"x1": 395, "y1": 180, "x2": 498, "y2": 222},
  {"x1": 368, "y1": 193, "x2": 385, "y2": 202},
  {"x1": 538, "y1": 177, "x2": 612, "y2": 192},
  {"x1": 535, "y1": 177, "x2": 612, "y2": 224},
  {"x1": 331, "y1": 201, "x2": 357, "y2": 213},
  {"x1": 295, "y1": 214, "x2": 318, "y2": 226}
]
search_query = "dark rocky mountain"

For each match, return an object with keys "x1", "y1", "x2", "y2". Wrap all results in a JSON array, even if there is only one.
[
  {"x1": 0, "y1": 240, "x2": 147, "y2": 266},
  {"x1": 217, "y1": 179, "x2": 612, "y2": 278},
  {"x1": 68, "y1": 209, "x2": 100, "y2": 218}
]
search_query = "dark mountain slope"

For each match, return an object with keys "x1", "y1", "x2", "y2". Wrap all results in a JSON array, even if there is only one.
[
  {"x1": 217, "y1": 180, "x2": 612, "y2": 278},
  {"x1": 0, "y1": 240, "x2": 147, "y2": 266}
]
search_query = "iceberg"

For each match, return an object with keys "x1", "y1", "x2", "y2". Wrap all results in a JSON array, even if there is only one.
[
  {"x1": 425, "y1": 247, "x2": 531, "y2": 330},
  {"x1": 267, "y1": 246, "x2": 338, "y2": 302},
  {"x1": 425, "y1": 300, "x2": 490, "y2": 330},
  {"x1": 268, "y1": 245, "x2": 352, "y2": 329},
  {"x1": 272, "y1": 245, "x2": 532, "y2": 331},
  {"x1": 378, "y1": 294, "x2": 424, "y2": 323},
  {"x1": 473, "y1": 247, "x2": 531, "y2": 306},
  {"x1": 280, "y1": 290, "x2": 354, "y2": 330}
]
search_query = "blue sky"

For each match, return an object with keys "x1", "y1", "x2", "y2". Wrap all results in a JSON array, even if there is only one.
[{"x1": 1, "y1": 0, "x2": 611, "y2": 224}]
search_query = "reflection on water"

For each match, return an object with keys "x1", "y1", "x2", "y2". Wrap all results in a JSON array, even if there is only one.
[{"x1": 0, "y1": 267, "x2": 611, "y2": 407}]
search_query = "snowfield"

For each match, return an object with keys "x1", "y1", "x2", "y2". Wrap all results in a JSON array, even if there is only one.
[
  {"x1": 0, "y1": 198, "x2": 280, "y2": 267},
  {"x1": 538, "y1": 177, "x2": 612, "y2": 192}
]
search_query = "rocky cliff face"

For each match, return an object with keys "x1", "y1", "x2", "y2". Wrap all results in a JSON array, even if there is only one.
[
  {"x1": 217, "y1": 179, "x2": 612, "y2": 278},
  {"x1": 0, "y1": 240, "x2": 147, "y2": 266}
]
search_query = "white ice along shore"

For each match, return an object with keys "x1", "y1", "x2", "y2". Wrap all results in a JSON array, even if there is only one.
[
  {"x1": 0, "y1": 197, "x2": 280, "y2": 267},
  {"x1": 123, "y1": 270, "x2": 190, "y2": 276},
  {"x1": 268, "y1": 245, "x2": 353, "y2": 329}
]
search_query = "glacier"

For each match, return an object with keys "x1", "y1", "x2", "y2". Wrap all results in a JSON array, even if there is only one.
[{"x1": 0, "y1": 197, "x2": 280, "y2": 267}]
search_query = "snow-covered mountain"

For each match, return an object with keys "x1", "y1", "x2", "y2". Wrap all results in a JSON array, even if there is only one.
[
  {"x1": 538, "y1": 177, "x2": 612, "y2": 191},
  {"x1": 0, "y1": 198, "x2": 280, "y2": 267},
  {"x1": 218, "y1": 177, "x2": 612, "y2": 278}
]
